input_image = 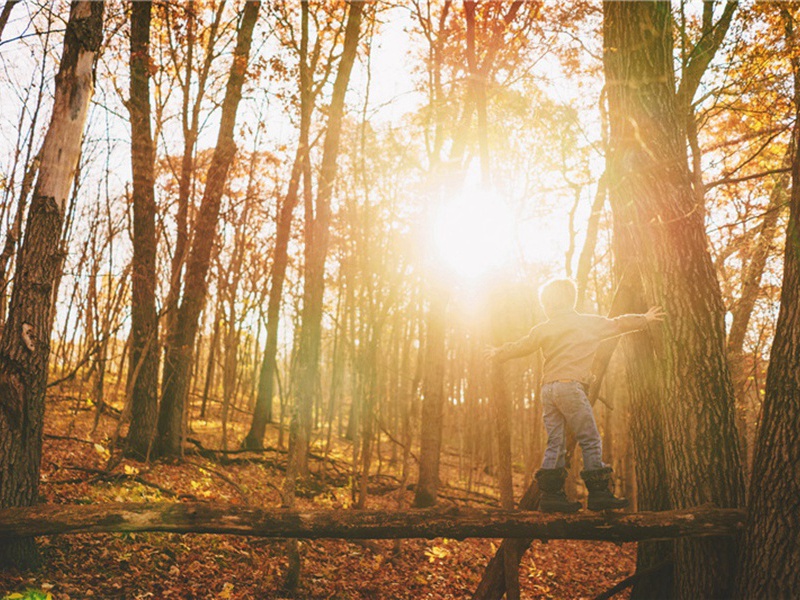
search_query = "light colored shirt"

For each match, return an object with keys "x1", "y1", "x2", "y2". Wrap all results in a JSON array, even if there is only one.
[{"x1": 497, "y1": 308, "x2": 648, "y2": 384}]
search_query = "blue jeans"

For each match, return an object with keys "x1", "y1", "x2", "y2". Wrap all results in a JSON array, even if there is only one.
[{"x1": 540, "y1": 380, "x2": 605, "y2": 471}]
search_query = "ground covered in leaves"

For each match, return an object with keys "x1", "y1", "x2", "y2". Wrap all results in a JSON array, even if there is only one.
[{"x1": 0, "y1": 394, "x2": 635, "y2": 599}]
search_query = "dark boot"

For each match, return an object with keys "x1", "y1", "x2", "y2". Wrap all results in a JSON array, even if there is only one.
[
  {"x1": 535, "y1": 467, "x2": 581, "y2": 513},
  {"x1": 581, "y1": 467, "x2": 629, "y2": 511}
]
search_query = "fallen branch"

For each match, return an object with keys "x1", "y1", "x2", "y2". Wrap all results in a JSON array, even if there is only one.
[
  {"x1": 52, "y1": 465, "x2": 179, "y2": 498},
  {"x1": 184, "y1": 459, "x2": 251, "y2": 505},
  {"x1": 0, "y1": 503, "x2": 744, "y2": 541}
]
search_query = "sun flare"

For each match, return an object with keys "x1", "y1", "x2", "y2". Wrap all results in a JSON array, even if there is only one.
[{"x1": 431, "y1": 188, "x2": 516, "y2": 281}]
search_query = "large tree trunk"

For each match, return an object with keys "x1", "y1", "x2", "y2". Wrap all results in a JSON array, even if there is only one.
[
  {"x1": 613, "y1": 263, "x2": 674, "y2": 600},
  {"x1": 0, "y1": 503, "x2": 744, "y2": 542},
  {"x1": 735, "y1": 9, "x2": 800, "y2": 598},
  {"x1": 124, "y1": 0, "x2": 160, "y2": 461},
  {"x1": 243, "y1": 0, "x2": 313, "y2": 450},
  {"x1": 603, "y1": 3, "x2": 743, "y2": 598},
  {"x1": 156, "y1": 1, "x2": 261, "y2": 458},
  {"x1": 0, "y1": 0, "x2": 104, "y2": 569},
  {"x1": 289, "y1": 0, "x2": 364, "y2": 476}
]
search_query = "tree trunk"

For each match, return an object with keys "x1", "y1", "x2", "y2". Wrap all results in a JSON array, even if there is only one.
[
  {"x1": 413, "y1": 289, "x2": 448, "y2": 507},
  {"x1": 0, "y1": 503, "x2": 745, "y2": 542},
  {"x1": 603, "y1": 3, "x2": 744, "y2": 598},
  {"x1": 289, "y1": 0, "x2": 364, "y2": 475},
  {"x1": 156, "y1": 0, "x2": 261, "y2": 458},
  {"x1": 0, "y1": 0, "x2": 104, "y2": 569},
  {"x1": 125, "y1": 0, "x2": 160, "y2": 461},
  {"x1": 243, "y1": 1, "x2": 313, "y2": 450},
  {"x1": 163, "y1": 0, "x2": 224, "y2": 342},
  {"x1": 735, "y1": 9, "x2": 800, "y2": 598}
]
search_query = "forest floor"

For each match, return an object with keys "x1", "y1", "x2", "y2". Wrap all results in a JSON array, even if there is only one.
[{"x1": 0, "y1": 391, "x2": 635, "y2": 600}]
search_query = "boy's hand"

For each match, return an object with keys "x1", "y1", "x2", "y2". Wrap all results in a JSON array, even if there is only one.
[
  {"x1": 645, "y1": 306, "x2": 666, "y2": 323},
  {"x1": 484, "y1": 346, "x2": 502, "y2": 363}
]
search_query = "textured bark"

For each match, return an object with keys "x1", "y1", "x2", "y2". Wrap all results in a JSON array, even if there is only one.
[
  {"x1": 125, "y1": 0, "x2": 160, "y2": 461},
  {"x1": 613, "y1": 264, "x2": 674, "y2": 600},
  {"x1": 290, "y1": 0, "x2": 364, "y2": 475},
  {"x1": 0, "y1": 0, "x2": 104, "y2": 569},
  {"x1": 603, "y1": 3, "x2": 744, "y2": 598},
  {"x1": 156, "y1": 1, "x2": 261, "y2": 458},
  {"x1": 735, "y1": 10, "x2": 800, "y2": 599},
  {"x1": 0, "y1": 503, "x2": 744, "y2": 542},
  {"x1": 243, "y1": 0, "x2": 313, "y2": 450}
]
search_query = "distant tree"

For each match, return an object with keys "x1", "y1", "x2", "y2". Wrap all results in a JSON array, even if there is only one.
[
  {"x1": 156, "y1": 0, "x2": 261, "y2": 458},
  {"x1": 0, "y1": 1, "x2": 104, "y2": 568},
  {"x1": 243, "y1": 0, "x2": 317, "y2": 450},
  {"x1": 289, "y1": 0, "x2": 365, "y2": 476}
]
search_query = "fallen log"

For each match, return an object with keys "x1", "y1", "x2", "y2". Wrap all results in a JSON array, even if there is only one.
[{"x1": 0, "y1": 503, "x2": 744, "y2": 542}]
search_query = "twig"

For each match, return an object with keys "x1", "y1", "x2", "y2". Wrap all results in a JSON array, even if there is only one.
[
  {"x1": 44, "y1": 433, "x2": 97, "y2": 446},
  {"x1": 184, "y1": 459, "x2": 251, "y2": 505},
  {"x1": 56, "y1": 465, "x2": 179, "y2": 498}
]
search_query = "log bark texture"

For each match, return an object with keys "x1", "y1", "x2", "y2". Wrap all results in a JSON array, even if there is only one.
[{"x1": 0, "y1": 503, "x2": 744, "y2": 542}]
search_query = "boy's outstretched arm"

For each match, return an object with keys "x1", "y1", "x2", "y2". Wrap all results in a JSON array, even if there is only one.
[
  {"x1": 484, "y1": 327, "x2": 541, "y2": 364},
  {"x1": 604, "y1": 305, "x2": 665, "y2": 337}
]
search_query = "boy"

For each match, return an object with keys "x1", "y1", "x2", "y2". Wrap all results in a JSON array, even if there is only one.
[{"x1": 486, "y1": 278, "x2": 664, "y2": 512}]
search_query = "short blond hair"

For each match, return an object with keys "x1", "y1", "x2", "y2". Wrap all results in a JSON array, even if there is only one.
[{"x1": 539, "y1": 278, "x2": 576, "y2": 316}]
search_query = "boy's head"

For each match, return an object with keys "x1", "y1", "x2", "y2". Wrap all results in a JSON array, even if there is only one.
[{"x1": 539, "y1": 278, "x2": 577, "y2": 317}]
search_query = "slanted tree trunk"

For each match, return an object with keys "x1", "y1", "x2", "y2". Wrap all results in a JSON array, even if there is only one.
[
  {"x1": 735, "y1": 9, "x2": 800, "y2": 598},
  {"x1": 156, "y1": 0, "x2": 261, "y2": 458},
  {"x1": 603, "y1": 3, "x2": 743, "y2": 598},
  {"x1": 163, "y1": 0, "x2": 225, "y2": 342},
  {"x1": 125, "y1": 0, "x2": 160, "y2": 461},
  {"x1": 243, "y1": 0, "x2": 313, "y2": 450},
  {"x1": 289, "y1": 0, "x2": 365, "y2": 476},
  {"x1": 0, "y1": 0, "x2": 104, "y2": 569}
]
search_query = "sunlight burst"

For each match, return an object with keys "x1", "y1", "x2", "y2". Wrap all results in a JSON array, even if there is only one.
[{"x1": 431, "y1": 188, "x2": 516, "y2": 281}]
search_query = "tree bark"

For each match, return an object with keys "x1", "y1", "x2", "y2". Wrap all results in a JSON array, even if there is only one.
[
  {"x1": 735, "y1": 9, "x2": 800, "y2": 598},
  {"x1": 0, "y1": 0, "x2": 19, "y2": 43},
  {"x1": 0, "y1": 503, "x2": 744, "y2": 542},
  {"x1": 603, "y1": 3, "x2": 744, "y2": 598},
  {"x1": 156, "y1": 1, "x2": 261, "y2": 458},
  {"x1": 0, "y1": 0, "x2": 104, "y2": 569},
  {"x1": 125, "y1": 0, "x2": 160, "y2": 461}
]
